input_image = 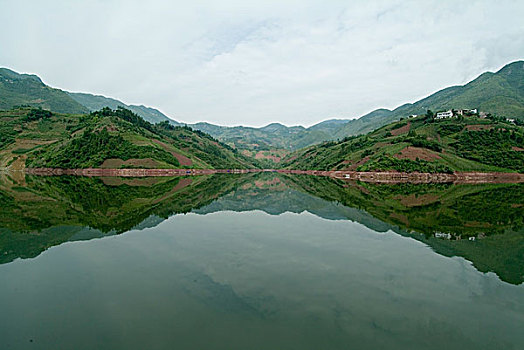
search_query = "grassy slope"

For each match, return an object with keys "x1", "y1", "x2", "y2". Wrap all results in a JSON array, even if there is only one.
[
  {"x1": 335, "y1": 60, "x2": 524, "y2": 138},
  {"x1": 0, "y1": 68, "x2": 88, "y2": 114},
  {"x1": 0, "y1": 107, "x2": 257, "y2": 170},
  {"x1": 281, "y1": 114, "x2": 524, "y2": 172}
]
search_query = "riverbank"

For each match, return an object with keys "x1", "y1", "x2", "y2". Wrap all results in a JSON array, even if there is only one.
[{"x1": 22, "y1": 168, "x2": 524, "y2": 184}]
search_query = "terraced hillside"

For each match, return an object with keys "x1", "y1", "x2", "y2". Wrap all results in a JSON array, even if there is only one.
[
  {"x1": 280, "y1": 114, "x2": 524, "y2": 173},
  {"x1": 3, "y1": 61, "x2": 523, "y2": 155},
  {"x1": 0, "y1": 107, "x2": 256, "y2": 170}
]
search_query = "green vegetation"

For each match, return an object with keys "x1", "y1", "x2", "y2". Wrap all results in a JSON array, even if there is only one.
[
  {"x1": 67, "y1": 92, "x2": 179, "y2": 125},
  {"x1": 28, "y1": 128, "x2": 179, "y2": 168},
  {"x1": 0, "y1": 68, "x2": 88, "y2": 114},
  {"x1": 281, "y1": 114, "x2": 524, "y2": 173},
  {"x1": 0, "y1": 173, "x2": 251, "y2": 264},
  {"x1": 357, "y1": 156, "x2": 453, "y2": 173},
  {"x1": 0, "y1": 107, "x2": 257, "y2": 169},
  {"x1": 23, "y1": 107, "x2": 53, "y2": 122},
  {"x1": 453, "y1": 129, "x2": 524, "y2": 171},
  {"x1": 281, "y1": 174, "x2": 524, "y2": 284}
]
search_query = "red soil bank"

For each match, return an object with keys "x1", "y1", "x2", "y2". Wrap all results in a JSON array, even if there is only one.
[{"x1": 24, "y1": 168, "x2": 524, "y2": 184}]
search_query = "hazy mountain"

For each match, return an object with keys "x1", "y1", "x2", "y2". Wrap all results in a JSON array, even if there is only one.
[
  {"x1": 0, "y1": 68, "x2": 88, "y2": 114},
  {"x1": 335, "y1": 60, "x2": 524, "y2": 137},
  {"x1": 0, "y1": 68, "x2": 179, "y2": 125},
  {"x1": 194, "y1": 61, "x2": 524, "y2": 149},
  {"x1": 190, "y1": 121, "x2": 332, "y2": 151},
  {"x1": 2, "y1": 61, "x2": 522, "y2": 153},
  {"x1": 68, "y1": 91, "x2": 181, "y2": 125}
]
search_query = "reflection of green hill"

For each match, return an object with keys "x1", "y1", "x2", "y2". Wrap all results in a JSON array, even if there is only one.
[
  {"x1": 284, "y1": 175, "x2": 523, "y2": 238},
  {"x1": 0, "y1": 172, "x2": 522, "y2": 284},
  {"x1": 195, "y1": 173, "x2": 524, "y2": 284},
  {"x1": 194, "y1": 173, "x2": 391, "y2": 232},
  {"x1": 281, "y1": 175, "x2": 524, "y2": 284},
  {"x1": 414, "y1": 229, "x2": 524, "y2": 285},
  {"x1": 0, "y1": 173, "x2": 246, "y2": 264}
]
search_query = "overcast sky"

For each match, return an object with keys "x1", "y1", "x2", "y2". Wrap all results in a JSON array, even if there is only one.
[{"x1": 1, "y1": 0, "x2": 523, "y2": 127}]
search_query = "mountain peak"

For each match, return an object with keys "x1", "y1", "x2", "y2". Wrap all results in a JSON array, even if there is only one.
[{"x1": 0, "y1": 67, "x2": 44, "y2": 85}]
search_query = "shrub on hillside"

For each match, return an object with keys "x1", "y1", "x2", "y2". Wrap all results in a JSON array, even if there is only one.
[{"x1": 357, "y1": 155, "x2": 453, "y2": 173}]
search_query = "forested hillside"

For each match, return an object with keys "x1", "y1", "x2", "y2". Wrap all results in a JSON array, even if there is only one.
[
  {"x1": 281, "y1": 113, "x2": 524, "y2": 173},
  {"x1": 68, "y1": 92, "x2": 179, "y2": 125},
  {"x1": 2, "y1": 61, "x2": 523, "y2": 157},
  {"x1": 0, "y1": 107, "x2": 256, "y2": 170}
]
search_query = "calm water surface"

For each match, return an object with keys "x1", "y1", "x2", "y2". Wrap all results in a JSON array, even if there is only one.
[{"x1": 0, "y1": 173, "x2": 523, "y2": 349}]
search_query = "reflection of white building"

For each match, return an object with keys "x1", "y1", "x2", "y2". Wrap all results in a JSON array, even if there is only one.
[
  {"x1": 435, "y1": 110, "x2": 453, "y2": 119},
  {"x1": 435, "y1": 232, "x2": 452, "y2": 239}
]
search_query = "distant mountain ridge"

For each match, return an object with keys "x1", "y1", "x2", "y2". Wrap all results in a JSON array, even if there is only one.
[
  {"x1": 334, "y1": 60, "x2": 524, "y2": 137},
  {"x1": 0, "y1": 67, "x2": 178, "y2": 125},
  {"x1": 189, "y1": 60, "x2": 524, "y2": 150},
  {"x1": 1, "y1": 60, "x2": 523, "y2": 152},
  {"x1": 67, "y1": 92, "x2": 181, "y2": 125},
  {"x1": 0, "y1": 68, "x2": 88, "y2": 114}
]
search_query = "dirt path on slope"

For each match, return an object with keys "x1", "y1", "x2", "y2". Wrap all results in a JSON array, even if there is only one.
[{"x1": 151, "y1": 139, "x2": 193, "y2": 166}]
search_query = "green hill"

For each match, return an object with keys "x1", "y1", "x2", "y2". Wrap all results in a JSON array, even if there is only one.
[
  {"x1": 2, "y1": 61, "x2": 523, "y2": 156},
  {"x1": 281, "y1": 113, "x2": 524, "y2": 173},
  {"x1": 190, "y1": 122, "x2": 331, "y2": 151},
  {"x1": 0, "y1": 67, "x2": 180, "y2": 125},
  {"x1": 0, "y1": 107, "x2": 256, "y2": 170},
  {"x1": 335, "y1": 60, "x2": 524, "y2": 137},
  {"x1": 67, "y1": 91, "x2": 180, "y2": 125},
  {"x1": 0, "y1": 68, "x2": 88, "y2": 114}
]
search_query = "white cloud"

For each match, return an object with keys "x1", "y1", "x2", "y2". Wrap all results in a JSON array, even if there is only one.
[{"x1": 1, "y1": 0, "x2": 523, "y2": 126}]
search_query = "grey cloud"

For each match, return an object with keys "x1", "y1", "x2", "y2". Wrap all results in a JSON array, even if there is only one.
[{"x1": 0, "y1": 0, "x2": 522, "y2": 126}]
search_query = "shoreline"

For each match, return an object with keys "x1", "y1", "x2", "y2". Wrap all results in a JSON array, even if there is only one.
[{"x1": 21, "y1": 168, "x2": 524, "y2": 184}]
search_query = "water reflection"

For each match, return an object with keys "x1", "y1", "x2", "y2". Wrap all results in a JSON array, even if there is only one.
[{"x1": 0, "y1": 172, "x2": 523, "y2": 284}]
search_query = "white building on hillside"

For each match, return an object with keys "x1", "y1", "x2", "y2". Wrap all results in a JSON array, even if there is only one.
[
  {"x1": 456, "y1": 108, "x2": 478, "y2": 116},
  {"x1": 435, "y1": 110, "x2": 453, "y2": 119}
]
